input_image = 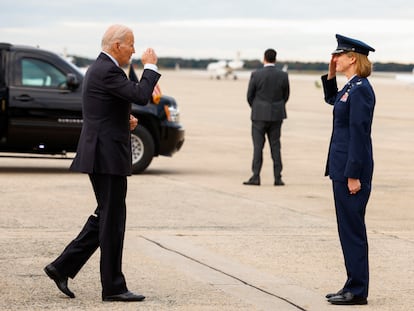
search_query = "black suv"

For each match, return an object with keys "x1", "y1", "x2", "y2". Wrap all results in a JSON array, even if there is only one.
[{"x1": 0, "y1": 43, "x2": 184, "y2": 173}]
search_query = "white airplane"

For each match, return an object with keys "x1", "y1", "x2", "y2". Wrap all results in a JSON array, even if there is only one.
[
  {"x1": 395, "y1": 68, "x2": 414, "y2": 84},
  {"x1": 207, "y1": 53, "x2": 244, "y2": 80}
]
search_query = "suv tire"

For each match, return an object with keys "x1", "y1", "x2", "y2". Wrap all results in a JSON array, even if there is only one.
[{"x1": 131, "y1": 124, "x2": 154, "y2": 174}]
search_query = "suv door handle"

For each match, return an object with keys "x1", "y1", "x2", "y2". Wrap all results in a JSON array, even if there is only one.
[{"x1": 14, "y1": 95, "x2": 34, "y2": 102}]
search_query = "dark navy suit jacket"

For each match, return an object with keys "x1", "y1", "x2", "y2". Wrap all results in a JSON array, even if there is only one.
[
  {"x1": 70, "y1": 53, "x2": 161, "y2": 176},
  {"x1": 247, "y1": 65, "x2": 290, "y2": 121},
  {"x1": 322, "y1": 75, "x2": 375, "y2": 184}
]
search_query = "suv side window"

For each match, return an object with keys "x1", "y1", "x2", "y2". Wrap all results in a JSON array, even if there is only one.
[{"x1": 20, "y1": 58, "x2": 66, "y2": 88}]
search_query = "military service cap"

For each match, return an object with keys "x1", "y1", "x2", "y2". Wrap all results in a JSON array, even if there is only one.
[{"x1": 332, "y1": 34, "x2": 375, "y2": 56}]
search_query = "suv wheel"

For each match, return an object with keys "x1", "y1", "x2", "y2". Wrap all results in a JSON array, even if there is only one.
[{"x1": 131, "y1": 125, "x2": 155, "y2": 174}]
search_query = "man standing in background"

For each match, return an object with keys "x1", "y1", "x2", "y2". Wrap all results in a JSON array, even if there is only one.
[{"x1": 244, "y1": 48, "x2": 290, "y2": 186}]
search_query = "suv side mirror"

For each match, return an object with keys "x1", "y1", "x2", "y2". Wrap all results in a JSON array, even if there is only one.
[{"x1": 66, "y1": 73, "x2": 80, "y2": 90}]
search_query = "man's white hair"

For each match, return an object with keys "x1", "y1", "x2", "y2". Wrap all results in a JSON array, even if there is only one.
[{"x1": 101, "y1": 24, "x2": 132, "y2": 51}]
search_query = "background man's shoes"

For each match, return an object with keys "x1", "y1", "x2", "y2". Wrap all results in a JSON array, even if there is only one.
[
  {"x1": 274, "y1": 179, "x2": 285, "y2": 186},
  {"x1": 328, "y1": 292, "x2": 367, "y2": 305},
  {"x1": 103, "y1": 291, "x2": 145, "y2": 302},
  {"x1": 44, "y1": 264, "x2": 75, "y2": 298},
  {"x1": 243, "y1": 176, "x2": 260, "y2": 186}
]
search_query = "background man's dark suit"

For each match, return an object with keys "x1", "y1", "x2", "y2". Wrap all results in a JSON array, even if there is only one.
[
  {"x1": 246, "y1": 61, "x2": 290, "y2": 185},
  {"x1": 49, "y1": 52, "x2": 160, "y2": 298}
]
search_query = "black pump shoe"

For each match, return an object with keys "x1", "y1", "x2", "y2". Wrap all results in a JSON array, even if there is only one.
[{"x1": 328, "y1": 292, "x2": 367, "y2": 305}]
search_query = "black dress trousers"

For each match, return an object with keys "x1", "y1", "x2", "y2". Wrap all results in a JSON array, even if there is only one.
[{"x1": 51, "y1": 173, "x2": 128, "y2": 297}]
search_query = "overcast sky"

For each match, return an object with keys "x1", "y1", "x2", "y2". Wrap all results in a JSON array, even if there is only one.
[{"x1": 1, "y1": 0, "x2": 414, "y2": 63}]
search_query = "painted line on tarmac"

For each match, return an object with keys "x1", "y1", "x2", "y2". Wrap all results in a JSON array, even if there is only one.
[{"x1": 140, "y1": 234, "x2": 317, "y2": 311}]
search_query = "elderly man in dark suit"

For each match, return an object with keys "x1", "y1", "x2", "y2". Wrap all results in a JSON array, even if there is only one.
[
  {"x1": 44, "y1": 24, "x2": 160, "y2": 302},
  {"x1": 244, "y1": 49, "x2": 290, "y2": 186}
]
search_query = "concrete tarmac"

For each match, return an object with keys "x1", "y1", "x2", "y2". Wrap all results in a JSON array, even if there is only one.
[{"x1": 0, "y1": 70, "x2": 413, "y2": 310}]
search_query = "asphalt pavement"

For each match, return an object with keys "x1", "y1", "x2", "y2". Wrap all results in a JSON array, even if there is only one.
[{"x1": 0, "y1": 71, "x2": 413, "y2": 310}]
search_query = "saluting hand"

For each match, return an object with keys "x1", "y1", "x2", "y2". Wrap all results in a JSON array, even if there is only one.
[
  {"x1": 141, "y1": 48, "x2": 158, "y2": 65},
  {"x1": 327, "y1": 55, "x2": 336, "y2": 80}
]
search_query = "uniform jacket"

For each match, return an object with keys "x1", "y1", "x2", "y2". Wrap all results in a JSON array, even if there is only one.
[
  {"x1": 322, "y1": 74, "x2": 375, "y2": 183},
  {"x1": 247, "y1": 65, "x2": 290, "y2": 121},
  {"x1": 70, "y1": 53, "x2": 161, "y2": 176}
]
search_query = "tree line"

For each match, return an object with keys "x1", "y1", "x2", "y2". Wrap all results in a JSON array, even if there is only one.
[{"x1": 72, "y1": 56, "x2": 414, "y2": 72}]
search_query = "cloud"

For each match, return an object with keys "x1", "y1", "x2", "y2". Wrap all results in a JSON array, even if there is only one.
[
  {"x1": 1, "y1": 7, "x2": 414, "y2": 63},
  {"x1": 147, "y1": 18, "x2": 414, "y2": 62}
]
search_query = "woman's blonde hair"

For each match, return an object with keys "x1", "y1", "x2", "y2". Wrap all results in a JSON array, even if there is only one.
[{"x1": 347, "y1": 52, "x2": 372, "y2": 78}]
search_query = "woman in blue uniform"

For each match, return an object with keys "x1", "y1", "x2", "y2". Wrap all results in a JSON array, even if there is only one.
[{"x1": 321, "y1": 34, "x2": 375, "y2": 305}]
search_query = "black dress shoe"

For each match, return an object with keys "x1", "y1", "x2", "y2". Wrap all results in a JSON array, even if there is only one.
[
  {"x1": 44, "y1": 264, "x2": 75, "y2": 298},
  {"x1": 325, "y1": 288, "x2": 344, "y2": 299},
  {"x1": 274, "y1": 179, "x2": 285, "y2": 186},
  {"x1": 243, "y1": 176, "x2": 260, "y2": 186},
  {"x1": 103, "y1": 290, "x2": 145, "y2": 302},
  {"x1": 328, "y1": 291, "x2": 367, "y2": 305}
]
